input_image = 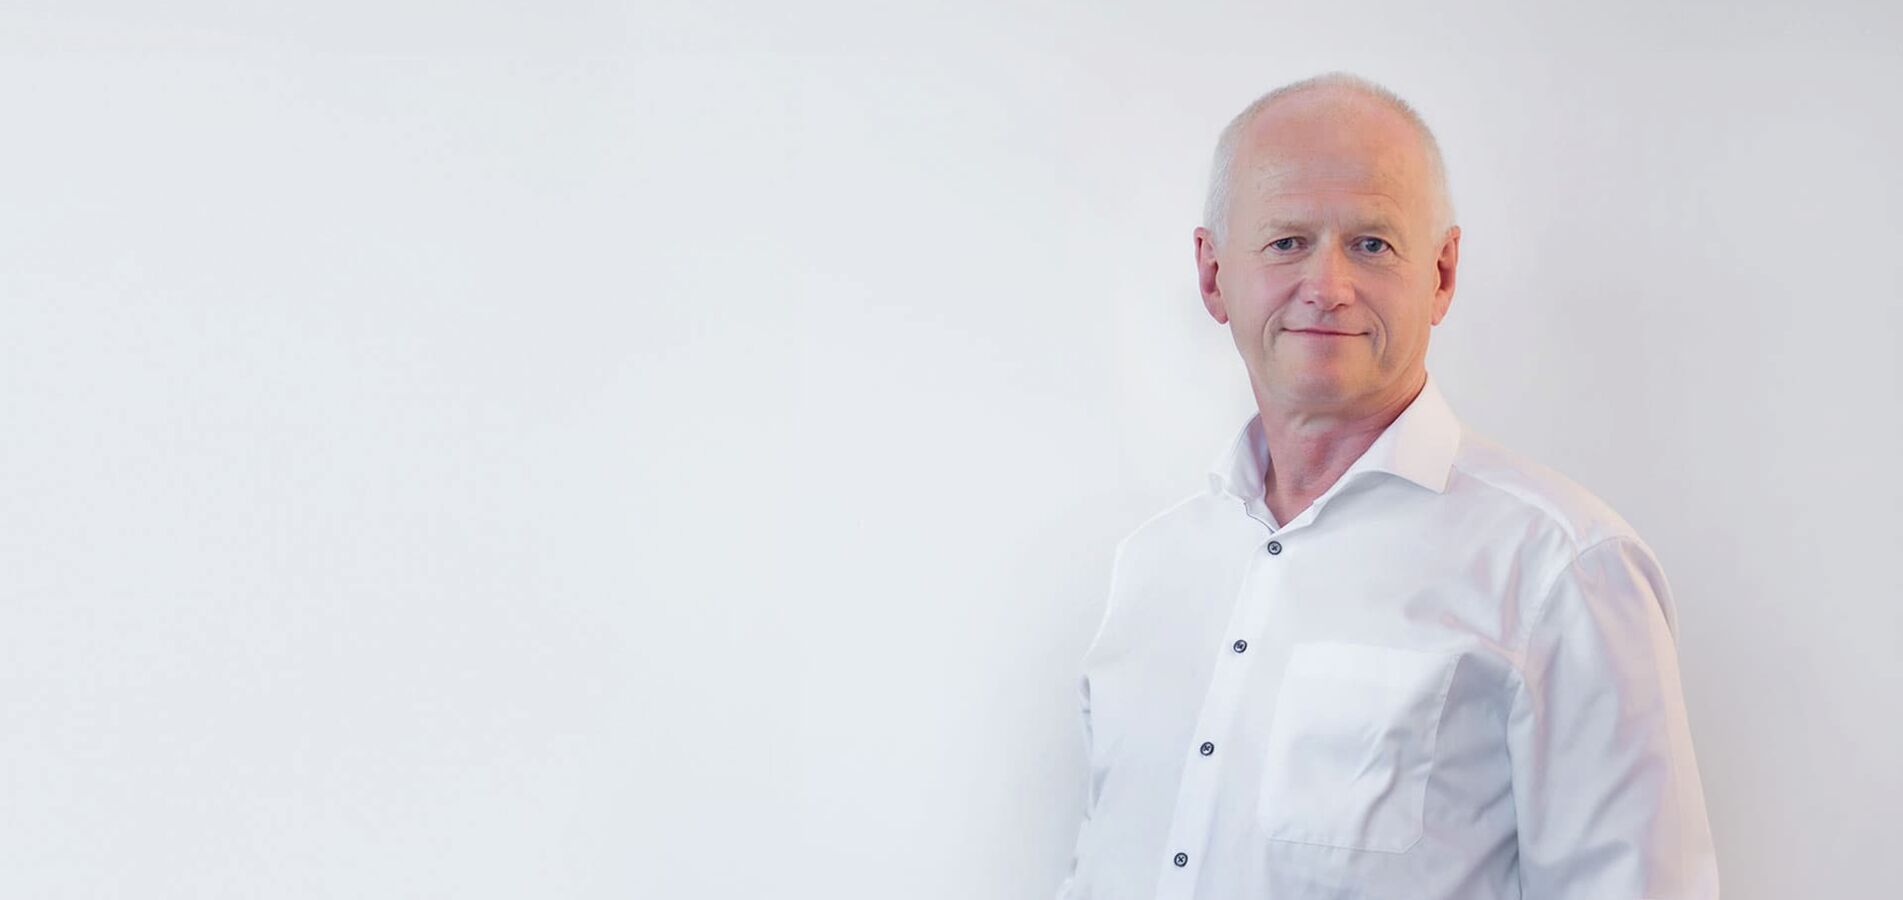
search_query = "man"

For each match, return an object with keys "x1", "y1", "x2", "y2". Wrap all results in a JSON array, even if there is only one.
[{"x1": 1054, "y1": 72, "x2": 1719, "y2": 899}]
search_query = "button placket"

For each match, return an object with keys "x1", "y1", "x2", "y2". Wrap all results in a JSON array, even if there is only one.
[
  {"x1": 1156, "y1": 521, "x2": 1291, "y2": 899},
  {"x1": 1155, "y1": 537, "x2": 1271, "y2": 898}
]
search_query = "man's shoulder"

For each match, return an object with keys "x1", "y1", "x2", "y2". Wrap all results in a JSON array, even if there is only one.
[
  {"x1": 1448, "y1": 428, "x2": 1651, "y2": 557},
  {"x1": 1111, "y1": 489, "x2": 1230, "y2": 560}
]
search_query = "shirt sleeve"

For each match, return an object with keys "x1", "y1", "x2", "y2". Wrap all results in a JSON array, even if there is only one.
[
  {"x1": 1504, "y1": 536, "x2": 1721, "y2": 899},
  {"x1": 1052, "y1": 667, "x2": 1093, "y2": 900},
  {"x1": 1054, "y1": 538, "x2": 1127, "y2": 900}
]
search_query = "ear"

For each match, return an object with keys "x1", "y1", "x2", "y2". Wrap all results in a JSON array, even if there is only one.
[
  {"x1": 1430, "y1": 225, "x2": 1460, "y2": 326},
  {"x1": 1195, "y1": 226, "x2": 1228, "y2": 324}
]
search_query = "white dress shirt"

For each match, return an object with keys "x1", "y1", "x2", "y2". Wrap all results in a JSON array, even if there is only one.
[{"x1": 1055, "y1": 372, "x2": 1719, "y2": 899}]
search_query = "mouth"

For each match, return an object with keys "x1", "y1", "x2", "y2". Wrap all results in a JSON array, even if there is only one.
[{"x1": 1286, "y1": 329, "x2": 1364, "y2": 337}]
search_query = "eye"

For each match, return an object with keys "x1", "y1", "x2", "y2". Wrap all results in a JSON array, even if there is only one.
[
  {"x1": 1267, "y1": 237, "x2": 1301, "y2": 252},
  {"x1": 1356, "y1": 237, "x2": 1391, "y2": 254}
]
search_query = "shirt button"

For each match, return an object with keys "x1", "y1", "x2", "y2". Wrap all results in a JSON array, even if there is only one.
[
  {"x1": 1266, "y1": 540, "x2": 1282, "y2": 555},
  {"x1": 1200, "y1": 741, "x2": 1215, "y2": 756},
  {"x1": 1173, "y1": 851, "x2": 1189, "y2": 867},
  {"x1": 1232, "y1": 639, "x2": 1248, "y2": 653}
]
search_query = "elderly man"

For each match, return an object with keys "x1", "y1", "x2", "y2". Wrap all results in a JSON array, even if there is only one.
[{"x1": 1055, "y1": 73, "x2": 1720, "y2": 899}]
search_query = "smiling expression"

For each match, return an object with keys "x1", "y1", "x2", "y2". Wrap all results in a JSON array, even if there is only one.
[{"x1": 1196, "y1": 88, "x2": 1460, "y2": 416}]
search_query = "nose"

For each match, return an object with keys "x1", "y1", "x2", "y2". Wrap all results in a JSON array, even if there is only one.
[{"x1": 1302, "y1": 242, "x2": 1356, "y2": 310}]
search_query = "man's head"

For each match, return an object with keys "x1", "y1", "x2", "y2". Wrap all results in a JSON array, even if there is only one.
[{"x1": 1195, "y1": 72, "x2": 1460, "y2": 416}]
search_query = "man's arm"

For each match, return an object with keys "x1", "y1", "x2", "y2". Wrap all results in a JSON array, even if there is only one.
[
  {"x1": 1052, "y1": 669, "x2": 1092, "y2": 900},
  {"x1": 1505, "y1": 536, "x2": 1721, "y2": 898},
  {"x1": 1054, "y1": 538, "x2": 1129, "y2": 900}
]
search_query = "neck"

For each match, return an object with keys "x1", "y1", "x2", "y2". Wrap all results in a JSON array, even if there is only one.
[{"x1": 1255, "y1": 371, "x2": 1426, "y2": 504}]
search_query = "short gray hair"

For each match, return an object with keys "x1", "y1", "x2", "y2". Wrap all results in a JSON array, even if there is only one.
[{"x1": 1202, "y1": 72, "x2": 1455, "y2": 249}]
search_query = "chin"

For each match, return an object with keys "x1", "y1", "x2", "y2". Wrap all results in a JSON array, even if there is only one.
[{"x1": 1269, "y1": 367, "x2": 1364, "y2": 402}]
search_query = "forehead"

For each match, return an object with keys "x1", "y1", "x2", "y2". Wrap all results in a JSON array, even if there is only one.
[{"x1": 1230, "y1": 96, "x2": 1430, "y2": 226}]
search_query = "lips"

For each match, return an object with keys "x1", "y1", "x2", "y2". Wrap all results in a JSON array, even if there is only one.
[{"x1": 1287, "y1": 329, "x2": 1362, "y2": 336}]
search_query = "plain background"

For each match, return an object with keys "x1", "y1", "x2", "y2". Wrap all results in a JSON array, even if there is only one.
[{"x1": 2, "y1": 1, "x2": 1899, "y2": 898}]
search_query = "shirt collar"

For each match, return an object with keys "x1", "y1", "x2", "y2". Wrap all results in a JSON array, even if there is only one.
[{"x1": 1206, "y1": 371, "x2": 1464, "y2": 502}]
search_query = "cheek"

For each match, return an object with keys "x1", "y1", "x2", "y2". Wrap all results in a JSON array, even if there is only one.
[
  {"x1": 1373, "y1": 299, "x2": 1435, "y2": 350},
  {"x1": 1235, "y1": 272, "x2": 1297, "y2": 323}
]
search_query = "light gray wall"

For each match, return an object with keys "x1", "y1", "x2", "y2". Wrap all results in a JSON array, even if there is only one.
[{"x1": 2, "y1": 2, "x2": 1897, "y2": 897}]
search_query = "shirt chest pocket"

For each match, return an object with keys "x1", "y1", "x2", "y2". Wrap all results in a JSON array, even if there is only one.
[{"x1": 1257, "y1": 641, "x2": 1459, "y2": 854}]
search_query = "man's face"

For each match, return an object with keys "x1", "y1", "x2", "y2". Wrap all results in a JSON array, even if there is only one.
[{"x1": 1196, "y1": 93, "x2": 1459, "y2": 416}]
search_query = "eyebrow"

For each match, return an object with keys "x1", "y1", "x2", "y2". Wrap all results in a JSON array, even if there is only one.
[{"x1": 1257, "y1": 216, "x2": 1405, "y2": 236}]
